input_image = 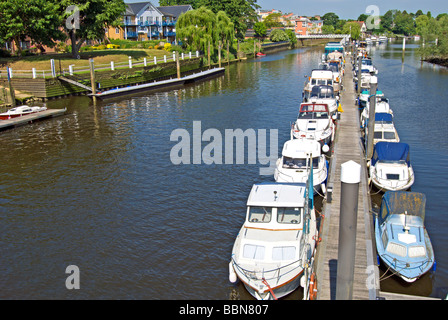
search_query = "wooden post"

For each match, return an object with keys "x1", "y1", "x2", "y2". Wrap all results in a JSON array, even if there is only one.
[
  {"x1": 176, "y1": 51, "x2": 181, "y2": 79},
  {"x1": 218, "y1": 40, "x2": 222, "y2": 68},
  {"x1": 6, "y1": 67, "x2": 16, "y2": 107},
  {"x1": 227, "y1": 40, "x2": 230, "y2": 64},
  {"x1": 366, "y1": 76, "x2": 378, "y2": 160},
  {"x1": 89, "y1": 59, "x2": 97, "y2": 104},
  {"x1": 207, "y1": 40, "x2": 211, "y2": 67}
]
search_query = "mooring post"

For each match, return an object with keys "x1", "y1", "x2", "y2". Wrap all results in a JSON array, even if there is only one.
[
  {"x1": 6, "y1": 66, "x2": 16, "y2": 107},
  {"x1": 89, "y1": 58, "x2": 97, "y2": 104},
  {"x1": 336, "y1": 160, "x2": 361, "y2": 300},
  {"x1": 176, "y1": 51, "x2": 181, "y2": 79},
  {"x1": 366, "y1": 76, "x2": 378, "y2": 160},
  {"x1": 357, "y1": 53, "x2": 362, "y2": 96},
  {"x1": 218, "y1": 40, "x2": 222, "y2": 68}
]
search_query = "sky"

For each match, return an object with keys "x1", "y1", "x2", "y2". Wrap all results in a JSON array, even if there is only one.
[{"x1": 256, "y1": 0, "x2": 448, "y2": 19}]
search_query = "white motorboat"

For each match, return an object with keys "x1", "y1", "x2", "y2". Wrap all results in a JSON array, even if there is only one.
[
  {"x1": 229, "y1": 182, "x2": 318, "y2": 300},
  {"x1": 358, "y1": 89, "x2": 384, "y2": 109},
  {"x1": 304, "y1": 85, "x2": 339, "y2": 116},
  {"x1": 366, "y1": 113, "x2": 400, "y2": 144},
  {"x1": 0, "y1": 105, "x2": 47, "y2": 120},
  {"x1": 291, "y1": 102, "x2": 335, "y2": 149},
  {"x1": 369, "y1": 142, "x2": 415, "y2": 191},
  {"x1": 303, "y1": 69, "x2": 340, "y2": 98},
  {"x1": 361, "y1": 98, "x2": 393, "y2": 128},
  {"x1": 375, "y1": 191, "x2": 435, "y2": 283},
  {"x1": 274, "y1": 139, "x2": 328, "y2": 195}
]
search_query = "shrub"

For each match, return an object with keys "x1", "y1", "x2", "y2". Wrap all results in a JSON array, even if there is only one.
[
  {"x1": 269, "y1": 29, "x2": 289, "y2": 42},
  {"x1": 106, "y1": 44, "x2": 120, "y2": 49},
  {"x1": 164, "y1": 43, "x2": 172, "y2": 51},
  {"x1": 154, "y1": 45, "x2": 160, "y2": 50}
]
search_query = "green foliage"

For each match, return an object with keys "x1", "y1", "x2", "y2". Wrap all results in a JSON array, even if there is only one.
[
  {"x1": 342, "y1": 22, "x2": 361, "y2": 40},
  {"x1": 417, "y1": 15, "x2": 448, "y2": 59},
  {"x1": 269, "y1": 29, "x2": 289, "y2": 42},
  {"x1": 284, "y1": 29, "x2": 297, "y2": 46},
  {"x1": 253, "y1": 22, "x2": 267, "y2": 38},
  {"x1": 264, "y1": 13, "x2": 283, "y2": 28},
  {"x1": 322, "y1": 12, "x2": 339, "y2": 28}
]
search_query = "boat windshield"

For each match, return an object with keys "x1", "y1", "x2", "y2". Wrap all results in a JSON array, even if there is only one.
[
  {"x1": 311, "y1": 79, "x2": 332, "y2": 86},
  {"x1": 283, "y1": 156, "x2": 319, "y2": 169},
  {"x1": 298, "y1": 111, "x2": 329, "y2": 120},
  {"x1": 362, "y1": 59, "x2": 373, "y2": 66},
  {"x1": 277, "y1": 207, "x2": 302, "y2": 224},
  {"x1": 310, "y1": 86, "x2": 334, "y2": 99},
  {"x1": 374, "y1": 131, "x2": 396, "y2": 140},
  {"x1": 248, "y1": 206, "x2": 272, "y2": 223}
]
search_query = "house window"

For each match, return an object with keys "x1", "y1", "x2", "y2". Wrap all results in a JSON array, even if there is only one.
[
  {"x1": 115, "y1": 28, "x2": 120, "y2": 34},
  {"x1": 302, "y1": 22, "x2": 306, "y2": 27}
]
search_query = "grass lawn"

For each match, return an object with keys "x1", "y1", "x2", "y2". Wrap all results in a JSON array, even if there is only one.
[{"x1": 0, "y1": 49, "x2": 173, "y2": 71}]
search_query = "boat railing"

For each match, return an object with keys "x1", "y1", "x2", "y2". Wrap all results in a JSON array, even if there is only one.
[
  {"x1": 379, "y1": 253, "x2": 433, "y2": 272},
  {"x1": 371, "y1": 168, "x2": 414, "y2": 186}
]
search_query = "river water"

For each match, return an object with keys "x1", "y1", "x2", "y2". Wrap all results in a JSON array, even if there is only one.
[{"x1": 0, "y1": 42, "x2": 446, "y2": 300}]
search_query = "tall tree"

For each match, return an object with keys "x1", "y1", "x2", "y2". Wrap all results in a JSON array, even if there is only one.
[
  {"x1": 61, "y1": 0, "x2": 126, "y2": 58},
  {"x1": 196, "y1": 0, "x2": 260, "y2": 38},
  {"x1": 253, "y1": 22, "x2": 267, "y2": 39},
  {"x1": 158, "y1": 0, "x2": 199, "y2": 7},
  {"x1": 0, "y1": 0, "x2": 64, "y2": 54},
  {"x1": 322, "y1": 12, "x2": 339, "y2": 28}
]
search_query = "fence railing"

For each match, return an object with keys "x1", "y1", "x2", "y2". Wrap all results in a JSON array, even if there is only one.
[{"x1": 0, "y1": 51, "x2": 202, "y2": 80}]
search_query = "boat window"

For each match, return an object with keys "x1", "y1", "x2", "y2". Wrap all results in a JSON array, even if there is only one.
[
  {"x1": 381, "y1": 229, "x2": 388, "y2": 249},
  {"x1": 283, "y1": 157, "x2": 307, "y2": 169},
  {"x1": 409, "y1": 245, "x2": 426, "y2": 258},
  {"x1": 386, "y1": 242, "x2": 407, "y2": 257},
  {"x1": 317, "y1": 80, "x2": 326, "y2": 86},
  {"x1": 311, "y1": 79, "x2": 317, "y2": 85},
  {"x1": 386, "y1": 173, "x2": 400, "y2": 180},
  {"x1": 383, "y1": 132, "x2": 396, "y2": 140},
  {"x1": 374, "y1": 132, "x2": 383, "y2": 139},
  {"x1": 243, "y1": 244, "x2": 265, "y2": 260},
  {"x1": 277, "y1": 207, "x2": 302, "y2": 224},
  {"x1": 248, "y1": 206, "x2": 272, "y2": 223},
  {"x1": 272, "y1": 246, "x2": 296, "y2": 261}
]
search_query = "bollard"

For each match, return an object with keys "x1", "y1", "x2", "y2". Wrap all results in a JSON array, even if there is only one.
[
  {"x1": 189, "y1": 52, "x2": 192, "y2": 59},
  {"x1": 181, "y1": 52, "x2": 184, "y2": 60},
  {"x1": 69, "y1": 65, "x2": 74, "y2": 76},
  {"x1": 164, "y1": 55, "x2": 167, "y2": 63},
  {"x1": 32, "y1": 68, "x2": 36, "y2": 79},
  {"x1": 50, "y1": 59, "x2": 56, "y2": 78},
  {"x1": 196, "y1": 51, "x2": 199, "y2": 58},
  {"x1": 173, "y1": 52, "x2": 176, "y2": 61},
  {"x1": 111, "y1": 61, "x2": 115, "y2": 71},
  {"x1": 144, "y1": 57, "x2": 147, "y2": 66},
  {"x1": 336, "y1": 160, "x2": 361, "y2": 300},
  {"x1": 154, "y1": 56, "x2": 157, "y2": 65},
  {"x1": 129, "y1": 56, "x2": 132, "y2": 68}
]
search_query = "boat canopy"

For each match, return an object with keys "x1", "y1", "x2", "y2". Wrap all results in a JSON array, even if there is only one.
[
  {"x1": 371, "y1": 142, "x2": 410, "y2": 166},
  {"x1": 310, "y1": 85, "x2": 334, "y2": 99},
  {"x1": 375, "y1": 113, "x2": 393, "y2": 122},
  {"x1": 379, "y1": 191, "x2": 426, "y2": 226}
]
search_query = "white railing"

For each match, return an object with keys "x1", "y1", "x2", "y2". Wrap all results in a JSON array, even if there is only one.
[
  {"x1": 0, "y1": 51, "x2": 201, "y2": 79},
  {"x1": 296, "y1": 34, "x2": 350, "y2": 39}
]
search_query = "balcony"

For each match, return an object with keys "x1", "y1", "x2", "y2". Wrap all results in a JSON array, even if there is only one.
[
  {"x1": 123, "y1": 20, "x2": 137, "y2": 26},
  {"x1": 164, "y1": 31, "x2": 176, "y2": 37},
  {"x1": 126, "y1": 31, "x2": 138, "y2": 38},
  {"x1": 148, "y1": 32, "x2": 160, "y2": 38},
  {"x1": 162, "y1": 21, "x2": 176, "y2": 27}
]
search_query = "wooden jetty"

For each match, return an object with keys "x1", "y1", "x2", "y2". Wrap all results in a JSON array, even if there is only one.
[
  {"x1": 89, "y1": 68, "x2": 225, "y2": 100},
  {"x1": 314, "y1": 55, "x2": 379, "y2": 300},
  {"x1": 0, "y1": 108, "x2": 66, "y2": 131}
]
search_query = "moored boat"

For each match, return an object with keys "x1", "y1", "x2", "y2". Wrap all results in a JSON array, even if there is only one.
[
  {"x1": 229, "y1": 182, "x2": 318, "y2": 299},
  {"x1": 274, "y1": 139, "x2": 328, "y2": 195},
  {"x1": 0, "y1": 105, "x2": 47, "y2": 120},
  {"x1": 368, "y1": 142, "x2": 415, "y2": 191},
  {"x1": 375, "y1": 191, "x2": 435, "y2": 282}
]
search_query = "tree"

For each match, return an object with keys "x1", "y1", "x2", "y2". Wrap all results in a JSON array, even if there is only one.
[
  {"x1": 342, "y1": 21, "x2": 361, "y2": 40},
  {"x1": 284, "y1": 29, "x2": 297, "y2": 47},
  {"x1": 393, "y1": 10, "x2": 415, "y2": 35},
  {"x1": 216, "y1": 11, "x2": 235, "y2": 46},
  {"x1": 61, "y1": 0, "x2": 126, "y2": 58},
  {"x1": 253, "y1": 22, "x2": 267, "y2": 39},
  {"x1": 264, "y1": 13, "x2": 283, "y2": 28},
  {"x1": 321, "y1": 25, "x2": 335, "y2": 34},
  {"x1": 0, "y1": 0, "x2": 65, "y2": 55},
  {"x1": 159, "y1": 0, "x2": 199, "y2": 7},
  {"x1": 357, "y1": 14, "x2": 368, "y2": 22},
  {"x1": 176, "y1": 6, "x2": 217, "y2": 53},
  {"x1": 196, "y1": 0, "x2": 260, "y2": 39},
  {"x1": 322, "y1": 12, "x2": 339, "y2": 28},
  {"x1": 269, "y1": 29, "x2": 289, "y2": 42},
  {"x1": 380, "y1": 10, "x2": 396, "y2": 32}
]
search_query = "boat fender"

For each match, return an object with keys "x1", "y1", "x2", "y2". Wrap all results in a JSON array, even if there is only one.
[
  {"x1": 322, "y1": 144, "x2": 330, "y2": 153},
  {"x1": 433, "y1": 260, "x2": 437, "y2": 272},
  {"x1": 309, "y1": 273, "x2": 317, "y2": 300},
  {"x1": 229, "y1": 261, "x2": 237, "y2": 283},
  {"x1": 321, "y1": 183, "x2": 326, "y2": 195}
]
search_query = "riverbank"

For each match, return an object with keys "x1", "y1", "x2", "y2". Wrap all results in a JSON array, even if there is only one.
[{"x1": 424, "y1": 57, "x2": 448, "y2": 68}]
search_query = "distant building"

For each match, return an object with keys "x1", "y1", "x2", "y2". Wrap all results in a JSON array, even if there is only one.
[
  {"x1": 106, "y1": 1, "x2": 192, "y2": 43},
  {"x1": 294, "y1": 17, "x2": 322, "y2": 35}
]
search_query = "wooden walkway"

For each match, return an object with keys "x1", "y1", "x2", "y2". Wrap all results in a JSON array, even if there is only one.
[
  {"x1": 314, "y1": 55, "x2": 379, "y2": 300},
  {"x1": 0, "y1": 108, "x2": 66, "y2": 131}
]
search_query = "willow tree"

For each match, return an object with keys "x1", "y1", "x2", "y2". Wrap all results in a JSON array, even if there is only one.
[
  {"x1": 216, "y1": 11, "x2": 234, "y2": 53},
  {"x1": 176, "y1": 6, "x2": 217, "y2": 54}
]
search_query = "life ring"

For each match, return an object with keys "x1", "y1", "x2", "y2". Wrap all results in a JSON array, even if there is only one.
[{"x1": 309, "y1": 273, "x2": 317, "y2": 300}]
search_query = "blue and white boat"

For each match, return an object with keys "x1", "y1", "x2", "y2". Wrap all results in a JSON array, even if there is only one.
[
  {"x1": 368, "y1": 142, "x2": 414, "y2": 191},
  {"x1": 375, "y1": 191, "x2": 435, "y2": 283}
]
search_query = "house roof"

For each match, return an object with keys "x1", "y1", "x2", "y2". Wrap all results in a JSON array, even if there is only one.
[
  {"x1": 126, "y1": 2, "x2": 151, "y2": 15},
  {"x1": 157, "y1": 5, "x2": 192, "y2": 19}
]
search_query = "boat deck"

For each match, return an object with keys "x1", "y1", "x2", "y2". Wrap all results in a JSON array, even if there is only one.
[
  {"x1": 314, "y1": 55, "x2": 379, "y2": 300},
  {"x1": 0, "y1": 108, "x2": 66, "y2": 131}
]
